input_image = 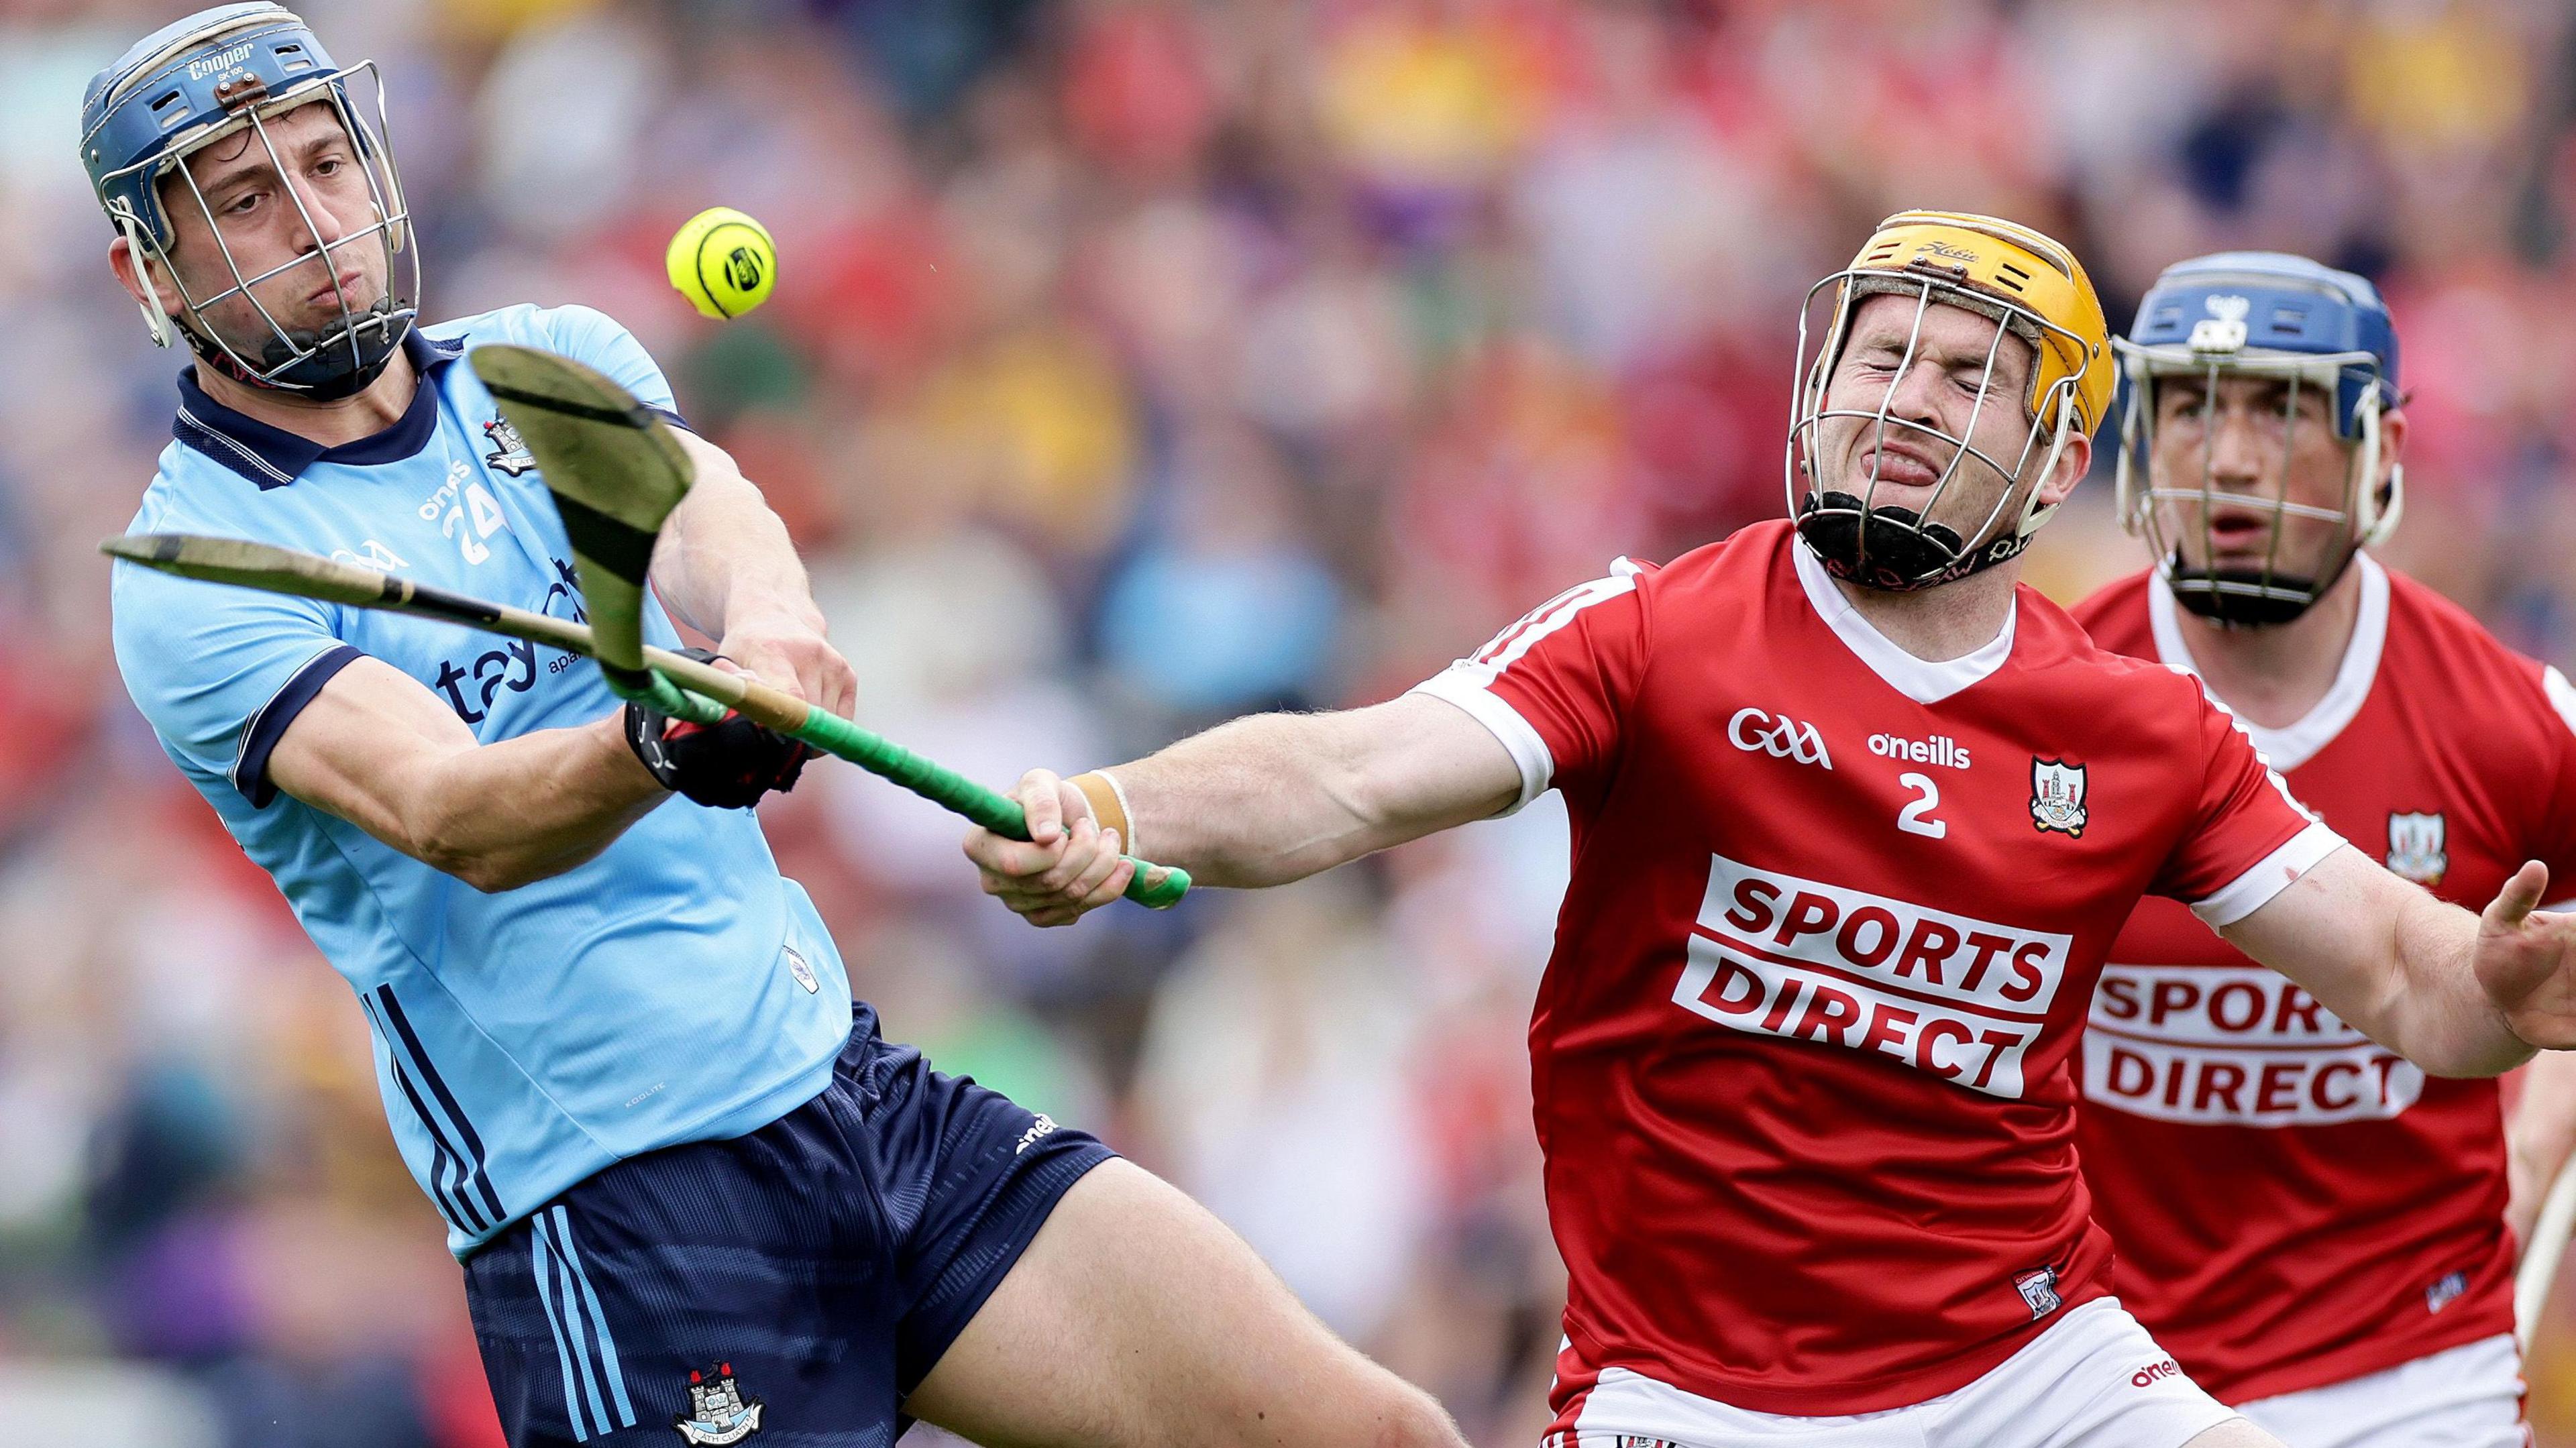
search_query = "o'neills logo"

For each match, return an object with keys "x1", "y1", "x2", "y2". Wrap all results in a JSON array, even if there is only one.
[
  {"x1": 1868, "y1": 732, "x2": 1970, "y2": 769},
  {"x1": 2084, "y1": 964, "x2": 2422, "y2": 1125},
  {"x1": 1672, "y1": 852, "x2": 2073, "y2": 1099}
]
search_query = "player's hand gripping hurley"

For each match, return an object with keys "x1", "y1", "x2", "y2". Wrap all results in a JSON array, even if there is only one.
[{"x1": 103, "y1": 345, "x2": 1187, "y2": 909}]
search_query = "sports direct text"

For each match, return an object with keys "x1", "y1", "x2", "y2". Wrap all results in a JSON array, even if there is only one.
[
  {"x1": 1671, "y1": 853, "x2": 2073, "y2": 1099},
  {"x1": 2083, "y1": 965, "x2": 2422, "y2": 1126}
]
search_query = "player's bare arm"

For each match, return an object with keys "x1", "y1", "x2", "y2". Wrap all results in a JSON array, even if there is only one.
[
  {"x1": 267, "y1": 655, "x2": 665, "y2": 891},
  {"x1": 964, "y1": 693, "x2": 1520, "y2": 926},
  {"x1": 2221, "y1": 847, "x2": 2576, "y2": 1076},
  {"x1": 647, "y1": 429, "x2": 855, "y2": 718},
  {"x1": 249, "y1": 426, "x2": 839, "y2": 893}
]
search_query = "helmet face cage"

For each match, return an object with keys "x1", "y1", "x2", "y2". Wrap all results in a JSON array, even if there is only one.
[
  {"x1": 1785, "y1": 268, "x2": 2090, "y2": 592},
  {"x1": 2113, "y1": 340, "x2": 2396, "y2": 627},
  {"x1": 98, "y1": 60, "x2": 415, "y2": 396}
]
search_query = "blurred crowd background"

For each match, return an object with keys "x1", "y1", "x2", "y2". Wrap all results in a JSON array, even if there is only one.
[{"x1": 3, "y1": 0, "x2": 2575, "y2": 1443}]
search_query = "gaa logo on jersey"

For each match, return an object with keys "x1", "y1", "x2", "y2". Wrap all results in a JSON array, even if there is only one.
[
  {"x1": 2029, "y1": 758, "x2": 2088, "y2": 837},
  {"x1": 1727, "y1": 708, "x2": 1833, "y2": 770},
  {"x1": 2385, "y1": 812, "x2": 2447, "y2": 886},
  {"x1": 482, "y1": 416, "x2": 538, "y2": 476}
]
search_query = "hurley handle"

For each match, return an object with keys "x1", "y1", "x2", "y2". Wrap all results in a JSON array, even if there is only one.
[{"x1": 626, "y1": 652, "x2": 1191, "y2": 909}]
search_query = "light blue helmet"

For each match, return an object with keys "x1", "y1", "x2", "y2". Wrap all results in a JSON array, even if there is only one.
[
  {"x1": 80, "y1": 4, "x2": 415, "y2": 400},
  {"x1": 2112, "y1": 252, "x2": 2404, "y2": 627}
]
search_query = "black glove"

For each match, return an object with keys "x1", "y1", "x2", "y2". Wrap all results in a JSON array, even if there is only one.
[{"x1": 623, "y1": 649, "x2": 811, "y2": 809}]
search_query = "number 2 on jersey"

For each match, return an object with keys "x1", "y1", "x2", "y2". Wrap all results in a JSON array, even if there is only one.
[{"x1": 1896, "y1": 773, "x2": 1947, "y2": 839}]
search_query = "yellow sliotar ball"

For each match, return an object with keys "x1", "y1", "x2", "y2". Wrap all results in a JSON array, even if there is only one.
[{"x1": 667, "y1": 207, "x2": 777, "y2": 319}]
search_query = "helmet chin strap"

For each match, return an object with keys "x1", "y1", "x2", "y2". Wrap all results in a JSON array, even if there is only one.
[
  {"x1": 118, "y1": 213, "x2": 178, "y2": 350},
  {"x1": 2164, "y1": 553, "x2": 2343, "y2": 628},
  {"x1": 183, "y1": 294, "x2": 412, "y2": 403},
  {"x1": 1794, "y1": 491, "x2": 2035, "y2": 592},
  {"x1": 2165, "y1": 528, "x2": 2368, "y2": 629},
  {"x1": 1794, "y1": 394, "x2": 2072, "y2": 594}
]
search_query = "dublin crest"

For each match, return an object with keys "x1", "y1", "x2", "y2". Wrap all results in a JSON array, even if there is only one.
[
  {"x1": 2385, "y1": 812, "x2": 2447, "y2": 886},
  {"x1": 2029, "y1": 759, "x2": 2088, "y2": 838},
  {"x1": 482, "y1": 416, "x2": 538, "y2": 476},
  {"x1": 674, "y1": 1363, "x2": 763, "y2": 1445}
]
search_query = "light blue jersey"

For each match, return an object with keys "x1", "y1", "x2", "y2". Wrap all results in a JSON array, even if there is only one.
[{"x1": 111, "y1": 304, "x2": 854, "y2": 1256}]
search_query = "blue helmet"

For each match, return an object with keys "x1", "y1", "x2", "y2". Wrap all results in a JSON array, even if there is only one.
[
  {"x1": 2118, "y1": 252, "x2": 2397, "y2": 438},
  {"x1": 80, "y1": 4, "x2": 416, "y2": 400},
  {"x1": 2112, "y1": 251, "x2": 2404, "y2": 627}
]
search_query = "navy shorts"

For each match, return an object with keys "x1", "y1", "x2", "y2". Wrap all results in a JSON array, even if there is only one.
[{"x1": 462, "y1": 1003, "x2": 1113, "y2": 1447}]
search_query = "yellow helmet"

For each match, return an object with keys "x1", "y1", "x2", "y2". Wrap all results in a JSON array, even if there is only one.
[
  {"x1": 1787, "y1": 210, "x2": 2113, "y2": 591},
  {"x1": 1842, "y1": 211, "x2": 2112, "y2": 432}
]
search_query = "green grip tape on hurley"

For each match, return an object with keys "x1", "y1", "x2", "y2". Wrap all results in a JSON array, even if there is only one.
[
  {"x1": 786, "y1": 707, "x2": 1192, "y2": 909},
  {"x1": 605, "y1": 663, "x2": 732, "y2": 726}
]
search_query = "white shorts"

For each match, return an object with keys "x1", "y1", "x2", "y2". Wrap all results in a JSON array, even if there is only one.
[
  {"x1": 1554, "y1": 1298, "x2": 2239, "y2": 1448},
  {"x1": 2235, "y1": 1334, "x2": 2527, "y2": 1448}
]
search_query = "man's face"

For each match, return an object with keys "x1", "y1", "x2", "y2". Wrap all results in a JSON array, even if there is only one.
[
  {"x1": 1813, "y1": 292, "x2": 2049, "y2": 542},
  {"x1": 2145, "y1": 370, "x2": 2358, "y2": 583},
  {"x1": 149, "y1": 99, "x2": 391, "y2": 360}
]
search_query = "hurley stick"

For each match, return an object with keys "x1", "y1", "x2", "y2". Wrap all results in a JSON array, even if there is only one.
[
  {"x1": 2519, "y1": 1153, "x2": 2576, "y2": 1351},
  {"x1": 101, "y1": 533, "x2": 1191, "y2": 908},
  {"x1": 468, "y1": 345, "x2": 691, "y2": 708}
]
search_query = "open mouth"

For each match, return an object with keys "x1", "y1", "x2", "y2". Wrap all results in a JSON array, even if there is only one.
[{"x1": 2204, "y1": 506, "x2": 2274, "y2": 545}]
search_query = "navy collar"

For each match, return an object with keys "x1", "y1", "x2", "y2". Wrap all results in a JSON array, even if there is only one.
[{"x1": 171, "y1": 329, "x2": 468, "y2": 489}]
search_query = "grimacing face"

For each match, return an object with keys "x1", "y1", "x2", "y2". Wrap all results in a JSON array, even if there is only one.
[
  {"x1": 114, "y1": 99, "x2": 392, "y2": 364},
  {"x1": 2145, "y1": 370, "x2": 2379, "y2": 585},
  {"x1": 1814, "y1": 291, "x2": 2056, "y2": 543}
]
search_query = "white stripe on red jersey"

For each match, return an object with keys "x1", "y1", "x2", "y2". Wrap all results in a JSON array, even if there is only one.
[{"x1": 1419, "y1": 562, "x2": 1644, "y2": 813}]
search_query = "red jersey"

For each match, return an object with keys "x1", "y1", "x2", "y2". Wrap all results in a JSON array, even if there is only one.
[
  {"x1": 2071, "y1": 556, "x2": 2576, "y2": 1404},
  {"x1": 1411, "y1": 520, "x2": 2334, "y2": 1419}
]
